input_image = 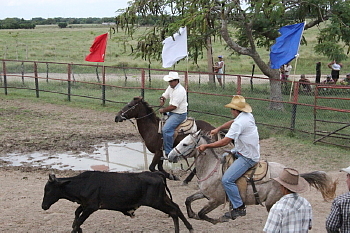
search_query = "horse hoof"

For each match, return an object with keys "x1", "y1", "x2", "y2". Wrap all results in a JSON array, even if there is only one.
[
  {"x1": 181, "y1": 181, "x2": 189, "y2": 186},
  {"x1": 219, "y1": 215, "x2": 230, "y2": 223},
  {"x1": 168, "y1": 174, "x2": 180, "y2": 181}
]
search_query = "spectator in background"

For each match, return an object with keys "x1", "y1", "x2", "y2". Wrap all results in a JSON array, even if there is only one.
[
  {"x1": 325, "y1": 165, "x2": 350, "y2": 233},
  {"x1": 340, "y1": 73, "x2": 350, "y2": 85},
  {"x1": 323, "y1": 75, "x2": 335, "y2": 85},
  {"x1": 263, "y1": 168, "x2": 312, "y2": 233},
  {"x1": 328, "y1": 60, "x2": 343, "y2": 84},
  {"x1": 299, "y1": 74, "x2": 312, "y2": 92},
  {"x1": 213, "y1": 55, "x2": 225, "y2": 87},
  {"x1": 280, "y1": 62, "x2": 292, "y2": 81}
]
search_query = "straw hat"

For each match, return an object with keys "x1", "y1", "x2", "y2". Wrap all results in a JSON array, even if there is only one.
[
  {"x1": 340, "y1": 166, "x2": 350, "y2": 174},
  {"x1": 224, "y1": 95, "x2": 252, "y2": 113},
  {"x1": 163, "y1": 72, "x2": 180, "y2": 82},
  {"x1": 273, "y1": 168, "x2": 309, "y2": 193}
]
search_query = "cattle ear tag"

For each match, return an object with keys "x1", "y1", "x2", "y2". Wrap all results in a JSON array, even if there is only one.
[{"x1": 49, "y1": 174, "x2": 56, "y2": 182}]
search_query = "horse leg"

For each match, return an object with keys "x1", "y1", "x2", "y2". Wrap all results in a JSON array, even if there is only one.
[
  {"x1": 149, "y1": 151, "x2": 159, "y2": 172},
  {"x1": 153, "y1": 150, "x2": 180, "y2": 180},
  {"x1": 198, "y1": 199, "x2": 227, "y2": 225},
  {"x1": 185, "y1": 192, "x2": 206, "y2": 219},
  {"x1": 182, "y1": 168, "x2": 196, "y2": 185}
]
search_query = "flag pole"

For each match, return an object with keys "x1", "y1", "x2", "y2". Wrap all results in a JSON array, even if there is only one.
[{"x1": 289, "y1": 21, "x2": 306, "y2": 101}]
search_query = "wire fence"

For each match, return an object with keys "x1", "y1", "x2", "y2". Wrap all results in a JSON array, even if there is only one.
[{"x1": 1, "y1": 59, "x2": 349, "y2": 148}]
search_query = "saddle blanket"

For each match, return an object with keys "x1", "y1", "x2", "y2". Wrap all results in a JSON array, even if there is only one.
[{"x1": 158, "y1": 117, "x2": 197, "y2": 137}]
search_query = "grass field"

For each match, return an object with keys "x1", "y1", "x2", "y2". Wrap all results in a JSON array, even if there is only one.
[{"x1": 0, "y1": 23, "x2": 348, "y2": 76}]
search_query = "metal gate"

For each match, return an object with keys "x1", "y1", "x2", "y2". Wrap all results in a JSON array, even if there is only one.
[{"x1": 313, "y1": 84, "x2": 350, "y2": 149}]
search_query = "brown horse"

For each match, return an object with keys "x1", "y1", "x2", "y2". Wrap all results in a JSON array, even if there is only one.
[
  {"x1": 115, "y1": 96, "x2": 216, "y2": 181},
  {"x1": 168, "y1": 131, "x2": 337, "y2": 224}
]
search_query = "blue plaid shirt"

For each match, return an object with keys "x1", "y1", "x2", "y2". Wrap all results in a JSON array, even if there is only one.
[
  {"x1": 326, "y1": 192, "x2": 350, "y2": 233},
  {"x1": 263, "y1": 193, "x2": 312, "y2": 233}
]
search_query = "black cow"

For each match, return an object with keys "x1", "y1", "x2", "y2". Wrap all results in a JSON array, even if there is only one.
[{"x1": 42, "y1": 171, "x2": 193, "y2": 233}]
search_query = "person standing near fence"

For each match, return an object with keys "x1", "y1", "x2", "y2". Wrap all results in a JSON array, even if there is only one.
[
  {"x1": 325, "y1": 165, "x2": 350, "y2": 233},
  {"x1": 263, "y1": 168, "x2": 312, "y2": 233},
  {"x1": 213, "y1": 55, "x2": 225, "y2": 87},
  {"x1": 280, "y1": 62, "x2": 292, "y2": 80},
  {"x1": 340, "y1": 73, "x2": 350, "y2": 85},
  {"x1": 159, "y1": 71, "x2": 188, "y2": 159},
  {"x1": 328, "y1": 60, "x2": 343, "y2": 84}
]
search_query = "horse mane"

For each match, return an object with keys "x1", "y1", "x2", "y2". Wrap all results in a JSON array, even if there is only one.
[
  {"x1": 200, "y1": 131, "x2": 216, "y2": 144},
  {"x1": 198, "y1": 131, "x2": 226, "y2": 160},
  {"x1": 134, "y1": 96, "x2": 160, "y2": 122}
]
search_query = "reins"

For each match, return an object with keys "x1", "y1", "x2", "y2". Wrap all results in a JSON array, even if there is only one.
[
  {"x1": 173, "y1": 134, "x2": 221, "y2": 183},
  {"x1": 197, "y1": 157, "x2": 221, "y2": 182},
  {"x1": 121, "y1": 102, "x2": 162, "y2": 122},
  {"x1": 120, "y1": 102, "x2": 162, "y2": 141}
]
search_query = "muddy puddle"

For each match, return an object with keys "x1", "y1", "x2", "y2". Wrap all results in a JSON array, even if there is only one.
[{"x1": 1, "y1": 142, "x2": 184, "y2": 172}]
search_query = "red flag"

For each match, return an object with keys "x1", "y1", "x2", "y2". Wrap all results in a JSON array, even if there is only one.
[{"x1": 85, "y1": 33, "x2": 108, "y2": 62}]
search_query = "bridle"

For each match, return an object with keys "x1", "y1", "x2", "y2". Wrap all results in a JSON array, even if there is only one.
[
  {"x1": 172, "y1": 134, "x2": 202, "y2": 160},
  {"x1": 120, "y1": 102, "x2": 162, "y2": 121},
  {"x1": 172, "y1": 133, "x2": 221, "y2": 183}
]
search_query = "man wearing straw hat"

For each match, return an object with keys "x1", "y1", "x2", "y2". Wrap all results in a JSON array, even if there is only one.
[
  {"x1": 326, "y1": 165, "x2": 350, "y2": 233},
  {"x1": 159, "y1": 71, "x2": 188, "y2": 158},
  {"x1": 263, "y1": 168, "x2": 312, "y2": 232},
  {"x1": 197, "y1": 95, "x2": 260, "y2": 220}
]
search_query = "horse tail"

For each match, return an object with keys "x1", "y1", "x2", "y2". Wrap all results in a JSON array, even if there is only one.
[{"x1": 300, "y1": 171, "x2": 338, "y2": 202}]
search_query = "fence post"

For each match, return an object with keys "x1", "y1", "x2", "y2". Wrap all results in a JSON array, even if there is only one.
[
  {"x1": 290, "y1": 81, "x2": 299, "y2": 131},
  {"x1": 34, "y1": 62, "x2": 39, "y2": 98},
  {"x1": 67, "y1": 63, "x2": 71, "y2": 102},
  {"x1": 46, "y1": 63, "x2": 49, "y2": 83},
  {"x1": 237, "y1": 75, "x2": 242, "y2": 95},
  {"x1": 141, "y1": 69, "x2": 145, "y2": 98},
  {"x1": 3, "y1": 61, "x2": 7, "y2": 95},
  {"x1": 102, "y1": 66, "x2": 106, "y2": 106},
  {"x1": 21, "y1": 62, "x2": 25, "y2": 85}
]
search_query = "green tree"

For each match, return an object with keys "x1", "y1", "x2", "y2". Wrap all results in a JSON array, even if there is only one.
[
  {"x1": 58, "y1": 22, "x2": 68, "y2": 28},
  {"x1": 116, "y1": 0, "x2": 350, "y2": 110}
]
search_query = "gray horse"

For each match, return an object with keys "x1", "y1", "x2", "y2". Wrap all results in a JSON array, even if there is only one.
[{"x1": 168, "y1": 131, "x2": 337, "y2": 224}]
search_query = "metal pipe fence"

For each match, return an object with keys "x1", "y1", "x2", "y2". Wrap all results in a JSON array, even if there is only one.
[{"x1": 1, "y1": 59, "x2": 349, "y2": 148}]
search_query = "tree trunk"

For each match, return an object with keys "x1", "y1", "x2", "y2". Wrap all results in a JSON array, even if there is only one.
[
  {"x1": 268, "y1": 71, "x2": 284, "y2": 110},
  {"x1": 206, "y1": 37, "x2": 215, "y2": 84}
]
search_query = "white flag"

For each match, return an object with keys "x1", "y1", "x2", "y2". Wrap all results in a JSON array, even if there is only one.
[{"x1": 162, "y1": 27, "x2": 188, "y2": 68}]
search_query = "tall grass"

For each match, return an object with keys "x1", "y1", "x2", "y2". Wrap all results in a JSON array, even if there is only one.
[{"x1": 0, "y1": 23, "x2": 348, "y2": 76}]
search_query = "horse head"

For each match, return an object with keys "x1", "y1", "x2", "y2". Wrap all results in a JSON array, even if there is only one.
[
  {"x1": 115, "y1": 96, "x2": 144, "y2": 122},
  {"x1": 168, "y1": 130, "x2": 202, "y2": 163}
]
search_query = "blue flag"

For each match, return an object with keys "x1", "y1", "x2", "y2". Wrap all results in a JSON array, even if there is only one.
[{"x1": 270, "y1": 22, "x2": 305, "y2": 69}]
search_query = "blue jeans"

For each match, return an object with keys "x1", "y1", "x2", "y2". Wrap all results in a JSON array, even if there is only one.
[
  {"x1": 222, "y1": 152, "x2": 257, "y2": 209},
  {"x1": 162, "y1": 112, "x2": 187, "y2": 155}
]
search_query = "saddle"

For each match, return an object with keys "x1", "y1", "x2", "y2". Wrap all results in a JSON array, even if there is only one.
[
  {"x1": 158, "y1": 117, "x2": 197, "y2": 138},
  {"x1": 222, "y1": 152, "x2": 270, "y2": 206}
]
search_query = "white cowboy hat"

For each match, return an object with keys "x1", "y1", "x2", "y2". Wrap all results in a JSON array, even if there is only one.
[
  {"x1": 224, "y1": 95, "x2": 252, "y2": 113},
  {"x1": 273, "y1": 168, "x2": 309, "y2": 193},
  {"x1": 340, "y1": 166, "x2": 350, "y2": 174},
  {"x1": 163, "y1": 72, "x2": 180, "y2": 82}
]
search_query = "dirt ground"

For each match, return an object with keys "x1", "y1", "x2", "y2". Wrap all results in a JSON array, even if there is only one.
[{"x1": 0, "y1": 98, "x2": 347, "y2": 233}]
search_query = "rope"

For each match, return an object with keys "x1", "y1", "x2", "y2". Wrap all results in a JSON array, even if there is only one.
[{"x1": 197, "y1": 156, "x2": 221, "y2": 182}]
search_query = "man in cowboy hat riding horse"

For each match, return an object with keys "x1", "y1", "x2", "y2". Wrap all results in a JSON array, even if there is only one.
[
  {"x1": 159, "y1": 71, "x2": 188, "y2": 159},
  {"x1": 197, "y1": 95, "x2": 260, "y2": 220}
]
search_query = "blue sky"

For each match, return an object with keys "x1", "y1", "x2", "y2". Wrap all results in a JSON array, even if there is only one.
[{"x1": 0, "y1": 0, "x2": 129, "y2": 20}]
